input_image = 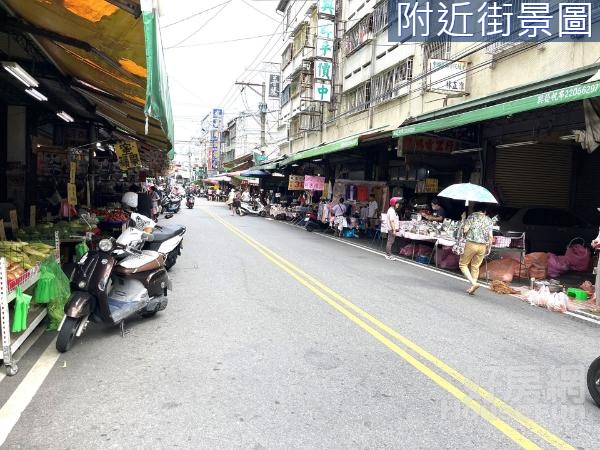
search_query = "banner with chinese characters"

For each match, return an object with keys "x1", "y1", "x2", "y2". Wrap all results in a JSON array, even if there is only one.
[
  {"x1": 114, "y1": 141, "x2": 142, "y2": 171},
  {"x1": 318, "y1": 0, "x2": 335, "y2": 16},
  {"x1": 210, "y1": 108, "x2": 224, "y2": 171},
  {"x1": 314, "y1": 81, "x2": 332, "y2": 102},
  {"x1": 304, "y1": 175, "x2": 325, "y2": 191},
  {"x1": 314, "y1": 59, "x2": 333, "y2": 81},
  {"x1": 427, "y1": 59, "x2": 467, "y2": 93},
  {"x1": 67, "y1": 182, "x2": 78, "y2": 206},
  {"x1": 288, "y1": 175, "x2": 305, "y2": 190}
]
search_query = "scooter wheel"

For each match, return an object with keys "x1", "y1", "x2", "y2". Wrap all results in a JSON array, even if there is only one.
[
  {"x1": 56, "y1": 317, "x2": 82, "y2": 353},
  {"x1": 587, "y1": 356, "x2": 600, "y2": 407}
]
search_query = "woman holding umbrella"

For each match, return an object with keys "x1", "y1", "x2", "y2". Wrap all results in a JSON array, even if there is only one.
[
  {"x1": 437, "y1": 183, "x2": 498, "y2": 295},
  {"x1": 459, "y1": 203, "x2": 494, "y2": 295}
]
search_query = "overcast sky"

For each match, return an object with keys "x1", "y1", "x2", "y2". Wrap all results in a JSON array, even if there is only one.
[{"x1": 159, "y1": 0, "x2": 286, "y2": 150}]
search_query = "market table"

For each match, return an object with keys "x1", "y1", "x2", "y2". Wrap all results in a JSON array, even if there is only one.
[{"x1": 394, "y1": 230, "x2": 456, "y2": 267}]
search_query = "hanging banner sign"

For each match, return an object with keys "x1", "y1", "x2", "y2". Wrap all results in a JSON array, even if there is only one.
[
  {"x1": 316, "y1": 38, "x2": 334, "y2": 58},
  {"x1": 313, "y1": 81, "x2": 332, "y2": 102},
  {"x1": 67, "y1": 183, "x2": 78, "y2": 206},
  {"x1": 304, "y1": 175, "x2": 325, "y2": 191},
  {"x1": 114, "y1": 141, "x2": 142, "y2": 171},
  {"x1": 427, "y1": 59, "x2": 468, "y2": 93},
  {"x1": 399, "y1": 135, "x2": 459, "y2": 154},
  {"x1": 314, "y1": 59, "x2": 333, "y2": 81},
  {"x1": 9, "y1": 209, "x2": 18, "y2": 233},
  {"x1": 288, "y1": 175, "x2": 305, "y2": 190},
  {"x1": 318, "y1": 0, "x2": 336, "y2": 16}
]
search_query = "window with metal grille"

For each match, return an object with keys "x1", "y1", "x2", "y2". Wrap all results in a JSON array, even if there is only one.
[
  {"x1": 372, "y1": 0, "x2": 389, "y2": 34},
  {"x1": 281, "y1": 84, "x2": 291, "y2": 106},
  {"x1": 282, "y1": 44, "x2": 293, "y2": 68},
  {"x1": 424, "y1": 36, "x2": 452, "y2": 60},
  {"x1": 343, "y1": 83, "x2": 371, "y2": 113},
  {"x1": 371, "y1": 57, "x2": 413, "y2": 106},
  {"x1": 345, "y1": 14, "x2": 373, "y2": 55},
  {"x1": 293, "y1": 23, "x2": 308, "y2": 55}
]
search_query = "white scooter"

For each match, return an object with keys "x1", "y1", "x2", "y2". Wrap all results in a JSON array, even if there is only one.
[
  {"x1": 239, "y1": 197, "x2": 267, "y2": 217},
  {"x1": 126, "y1": 213, "x2": 186, "y2": 270}
]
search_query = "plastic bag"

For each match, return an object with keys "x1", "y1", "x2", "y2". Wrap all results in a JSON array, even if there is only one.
[
  {"x1": 34, "y1": 259, "x2": 71, "y2": 331},
  {"x1": 399, "y1": 243, "x2": 417, "y2": 257},
  {"x1": 547, "y1": 292, "x2": 568, "y2": 313},
  {"x1": 11, "y1": 287, "x2": 32, "y2": 333},
  {"x1": 479, "y1": 258, "x2": 518, "y2": 283},
  {"x1": 547, "y1": 253, "x2": 569, "y2": 278},
  {"x1": 565, "y1": 243, "x2": 591, "y2": 272},
  {"x1": 528, "y1": 286, "x2": 551, "y2": 307}
]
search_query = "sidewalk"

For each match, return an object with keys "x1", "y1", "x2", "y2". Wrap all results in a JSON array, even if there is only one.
[{"x1": 276, "y1": 216, "x2": 600, "y2": 327}]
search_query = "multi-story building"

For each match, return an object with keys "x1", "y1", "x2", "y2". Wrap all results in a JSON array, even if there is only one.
[{"x1": 271, "y1": 0, "x2": 600, "y2": 223}]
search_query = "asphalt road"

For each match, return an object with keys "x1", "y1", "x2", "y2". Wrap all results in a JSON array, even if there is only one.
[{"x1": 2, "y1": 199, "x2": 600, "y2": 449}]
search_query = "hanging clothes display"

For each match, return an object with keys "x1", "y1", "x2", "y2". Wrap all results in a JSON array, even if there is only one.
[{"x1": 357, "y1": 185, "x2": 369, "y2": 202}]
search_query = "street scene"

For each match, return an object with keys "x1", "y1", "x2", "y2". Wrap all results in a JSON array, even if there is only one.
[{"x1": 1, "y1": 0, "x2": 600, "y2": 449}]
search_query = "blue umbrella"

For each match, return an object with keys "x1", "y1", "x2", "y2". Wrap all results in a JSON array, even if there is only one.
[
  {"x1": 438, "y1": 183, "x2": 498, "y2": 205},
  {"x1": 240, "y1": 169, "x2": 270, "y2": 177}
]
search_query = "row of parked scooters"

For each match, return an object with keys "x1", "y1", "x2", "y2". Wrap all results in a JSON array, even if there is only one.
[{"x1": 56, "y1": 212, "x2": 186, "y2": 352}]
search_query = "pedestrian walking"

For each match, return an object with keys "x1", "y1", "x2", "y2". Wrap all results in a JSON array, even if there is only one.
[
  {"x1": 232, "y1": 189, "x2": 242, "y2": 215},
  {"x1": 149, "y1": 185, "x2": 160, "y2": 220},
  {"x1": 459, "y1": 204, "x2": 494, "y2": 295},
  {"x1": 331, "y1": 197, "x2": 346, "y2": 237},
  {"x1": 386, "y1": 197, "x2": 402, "y2": 260},
  {"x1": 226, "y1": 189, "x2": 235, "y2": 215}
]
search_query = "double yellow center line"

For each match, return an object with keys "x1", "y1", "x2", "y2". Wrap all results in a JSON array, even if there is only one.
[{"x1": 207, "y1": 210, "x2": 574, "y2": 450}]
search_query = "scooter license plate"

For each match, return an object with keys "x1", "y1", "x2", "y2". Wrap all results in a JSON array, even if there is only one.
[{"x1": 303, "y1": 218, "x2": 309, "y2": 222}]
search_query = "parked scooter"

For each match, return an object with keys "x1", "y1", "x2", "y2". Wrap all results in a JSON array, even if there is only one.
[
  {"x1": 239, "y1": 197, "x2": 267, "y2": 217},
  {"x1": 57, "y1": 218, "x2": 170, "y2": 352},
  {"x1": 162, "y1": 194, "x2": 182, "y2": 214},
  {"x1": 186, "y1": 195, "x2": 195, "y2": 209},
  {"x1": 143, "y1": 218, "x2": 186, "y2": 270}
]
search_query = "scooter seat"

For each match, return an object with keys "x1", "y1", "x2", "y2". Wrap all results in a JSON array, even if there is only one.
[
  {"x1": 114, "y1": 251, "x2": 165, "y2": 274},
  {"x1": 152, "y1": 224, "x2": 186, "y2": 242}
]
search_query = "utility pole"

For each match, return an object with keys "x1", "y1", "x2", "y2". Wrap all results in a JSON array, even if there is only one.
[{"x1": 235, "y1": 81, "x2": 267, "y2": 152}]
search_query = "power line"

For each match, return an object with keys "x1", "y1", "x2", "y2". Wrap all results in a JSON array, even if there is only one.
[
  {"x1": 239, "y1": 0, "x2": 281, "y2": 23},
  {"x1": 166, "y1": 1, "x2": 231, "y2": 49},
  {"x1": 162, "y1": 1, "x2": 231, "y2": 29},
  {"x1": 165, "y1": 32, "x2": 282, "y2": 49}
]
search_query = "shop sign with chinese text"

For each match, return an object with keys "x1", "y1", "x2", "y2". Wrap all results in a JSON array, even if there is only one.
[
  {"x1": 427, "y1": 59, "x2": 467, "y2": 93},
  {"x1": 399, "y1": 135, "x2": 458, "y2": 154},
  {"x1": 268, "y1": 74, "x2": 280, "y2": 98},
  {"x1": 288, "y1": 175, "x2": 305, "y2": 190},
  {"x1": 114, "y1": 141, "x2": 142, "y2": 171},
  {"x1": 314, "y1": 59, "x2": 333, "y2": 81},
  {"x1": 304, "y1": 175, "x2": 325, "y2": 191},
  {"x1": 318, "y1": 0, "x2": 335, "y2": 16}
]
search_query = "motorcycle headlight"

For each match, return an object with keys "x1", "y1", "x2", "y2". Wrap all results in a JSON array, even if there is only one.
[{"x1": 98, "y1": 238, "x2": 114, "y2": 253}]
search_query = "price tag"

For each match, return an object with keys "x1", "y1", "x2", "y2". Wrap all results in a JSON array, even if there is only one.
[
  {"x1": 70, "y1": 161, "x2": 77, "y2": 184},
  {"x1": 9, "y1": 209, "x2": 18, "y2": 233},
  {"x1": 67, "y1": 183, "x2": 78, "y2": 206},
  {"x1": 29, "y1": 205, "x2": 36, "y2": 226},
  {"x1": 0, "y1": 220, "x2": 6, "y2": 241}
]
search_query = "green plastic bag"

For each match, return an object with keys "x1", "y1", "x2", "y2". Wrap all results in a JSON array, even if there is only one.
[
  {"x1": 44, "y1": 259, "x2": 71, "y2": 331},
  {"x1": 75, "y1": 242, "x2": 88, "y2": 261},
  {"x1": 11, "y1": 287, "x2": 32, "y2": 333},
  {"x1": 34, "y1": 266, "x2": 56, "y2": 304}
]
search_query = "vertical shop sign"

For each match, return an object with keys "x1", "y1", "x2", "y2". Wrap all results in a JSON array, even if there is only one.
[
  {"x1": 314, "y1": 59, "x2": 333, "y2": 81},
  {"x1": 67, "y1": 183, "x2": 78, "y2": 206},
  {"x1": 69, "y1": 161, "x2": 77, "y2": 184},
  {"x1": 211, "y1": 108, "x2": 223, "y2": 171},
  {"x1": 318, "y1": 0, "x2": 335, "y2": 16},
  {"x1": 314, "y1": 16, "x2": 335, "y2": 103},
  {"x1": 316, "y1": 38, "x2": 334, "y2": 58},
  {"x1": 268, "y1": 74, "x2": 280, "y2": 98},
  {"x1": 314, "y1": 81, "x2": 332, "y2": 102},
  {"x1": 114, "y1": 141, "x2": 142, "y2": 171}
]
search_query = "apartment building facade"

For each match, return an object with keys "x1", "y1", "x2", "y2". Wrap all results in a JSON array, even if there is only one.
[{"x1": 272, "y1": 0, "x2": 600, "y2": 220}]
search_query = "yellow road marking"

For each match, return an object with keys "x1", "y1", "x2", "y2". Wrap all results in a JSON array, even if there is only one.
[
  {"x1": 206, "y1": 210, "x2": 564, "y2": 449},
  {"x1": 208, "y1": 212, "x2": 574, "y2": 450}
]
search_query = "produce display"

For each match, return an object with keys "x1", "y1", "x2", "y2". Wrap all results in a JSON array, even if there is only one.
[
  {"x1": 91, "y1": 208, "x2": 129, "y2": 223},
  {"x1": 16, "y1": 221, "x2": 94, "y2": 240},
  {"x1": 0, "y1": 241, "x2": 56, "y2": 288}
]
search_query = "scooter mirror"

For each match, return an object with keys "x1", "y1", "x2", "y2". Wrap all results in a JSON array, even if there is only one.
[{"x1": 141, "y1": 232, "x2": 155, "y2": 242}]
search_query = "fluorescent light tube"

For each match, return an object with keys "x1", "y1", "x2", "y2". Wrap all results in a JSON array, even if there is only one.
[
  {"x1": 2, "y1": 62, "x2": 38, "y2": 87},
  {"x1": 25, "y1": 88, "x2": 48, "y2": 101},
  {"x1": 451, "y1": 147, "x2": 482, "y2": 155},
  {"x1": 496, "y1": 140, "x2": 537, "y2": 148},
  {"x1": 56, "y1": 111, "x2": 74, "y2": 122}
]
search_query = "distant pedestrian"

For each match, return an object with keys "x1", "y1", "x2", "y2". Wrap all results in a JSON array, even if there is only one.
[
  {"x1": 232, "y1": 189, "x2": 242, "y2": 215},
  {"x1": 226, "y1": 189, "x2": 235, "y2": 215},
  {"x1": 331, "y1": 197, "x2": 346, "y2": 237},
  {"x1": 459, "y1": 204, "x2": 494, "y2": 295},
  {"x1": 385, "y1": 197, "x2": 402, "y2": 260},
  {"x1": 149, "y1": 186, "x2": 160, "y2": 220}
]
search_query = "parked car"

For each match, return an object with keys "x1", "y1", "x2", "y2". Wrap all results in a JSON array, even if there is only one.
[{"x1": 498, "y1": 207, "x2": 599, "y2": 253}]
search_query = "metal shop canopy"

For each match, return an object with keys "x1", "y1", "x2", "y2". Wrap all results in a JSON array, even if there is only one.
[
  {"x1": 0, "y1": 0, "x2": 173, "y2": 152},
  {"x1": 392, "y1": 80, "x2": 600, "y2": 138},
  {"x1": 287, "y1": 135, "x2": 359, "y2": 163}
]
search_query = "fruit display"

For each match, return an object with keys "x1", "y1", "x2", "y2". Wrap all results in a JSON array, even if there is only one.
[
  {"x1": 0, "y1": 241, "x2": 56, "y2": 288},
  {"x1": 91, "y1": 208, "x2": 129, "y2": 223}
]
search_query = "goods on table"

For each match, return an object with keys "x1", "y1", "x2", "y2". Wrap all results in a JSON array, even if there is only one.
[
  {"x1": 0, "y1": 241, "x2": 55, "y2": 275},
  {"x1": 16, "y1": 221, "x2": 93, "y2": 241},
  {"x1": 91, "y1": 208, "x2": 129, "y2": 223}
]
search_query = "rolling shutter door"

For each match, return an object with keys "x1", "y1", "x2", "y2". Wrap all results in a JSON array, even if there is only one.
[
  {"x1": 574, "y1": 149, "x2": 600, "y2": 223},
  {"x1": 495, "y1": 145, "x2": 573, "y2": 209}
]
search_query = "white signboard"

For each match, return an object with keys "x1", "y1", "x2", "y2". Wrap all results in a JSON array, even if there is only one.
[
  {"x1": 314, "y1": 59, "x2": 333, "y2": 81},
  {"x1": 427, "y1": 59, "x2": 467, "y2": 93},
  {"x1": 317, "y1": 19, "x2": 335, "y2": 39},
  {"x1": 316, "y1": 38, "x2": 334, "y2": 58},
  {"x1": 318, "y1": 0, "x2": 335, "y2": 16},
  {"x1": 313, "y1": 81, "x2": 332, "y2": 102}
]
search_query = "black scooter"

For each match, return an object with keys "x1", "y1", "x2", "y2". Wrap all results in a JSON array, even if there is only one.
[
  {"x1": 186, "y1": 195, "x2": 195, "y2": 209},
  {"x1": 57, "y1": 232, "x2": 170, "y2": 353},
  {"x1": 162, "y1": 194, "x2": 181, "y2": 214}
]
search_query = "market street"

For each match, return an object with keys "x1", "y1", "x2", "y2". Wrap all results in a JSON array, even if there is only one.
[{"x1": 0, "y1": 201, "x2": 599, "y2": 449}]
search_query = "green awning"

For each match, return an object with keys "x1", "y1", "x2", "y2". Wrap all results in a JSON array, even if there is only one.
[
  {"x1": 142, "y1": 3, "x2": 174, "y2": 155},
  {"x1": 392, "y1": 80, "x2": 600, "y2": 138},
  {"x1": 288, "y1": 135, "x2": 360, "y2": 162}
]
